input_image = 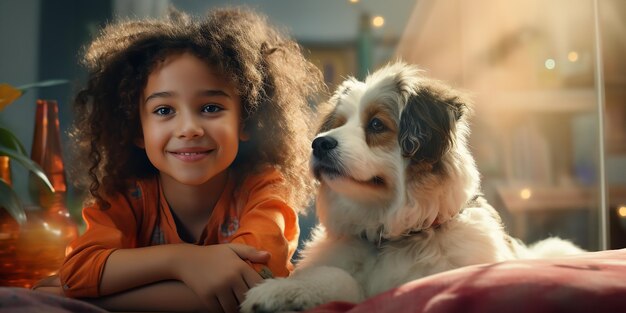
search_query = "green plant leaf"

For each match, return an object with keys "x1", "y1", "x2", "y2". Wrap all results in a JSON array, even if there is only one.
[
  {"x1": 0, "y1": 178, "x2": 26, "y2": 224},
  {"x1": 0, "y1": 127, "x2": 28, "y2": 156},
  {"x1": 17, "y1": 79, "x2": 69, "y2": 94},
  {"x1": 0, "y1": 146, "x2": 54, "y2": 193}
]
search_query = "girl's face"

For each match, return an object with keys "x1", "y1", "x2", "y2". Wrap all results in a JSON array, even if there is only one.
[{"x1": 138, "y1": 52, "x2": 246, "y2": 186}]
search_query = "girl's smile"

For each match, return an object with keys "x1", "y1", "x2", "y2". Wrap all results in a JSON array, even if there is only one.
[{"x1": 167, "y1": 147, "x2": 214, "y2": 162}]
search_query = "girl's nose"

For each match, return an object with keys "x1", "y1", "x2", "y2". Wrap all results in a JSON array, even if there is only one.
[{"x1": 176, "y1": 115, "x2": 204, "y2": 139}]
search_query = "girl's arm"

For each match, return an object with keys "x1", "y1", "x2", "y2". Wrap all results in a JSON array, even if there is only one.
[
  {"x1": 87, "y1": 280, "x2": 205, "y2": 312},
  {"x1": 226, "y1": 168, "x2": 301, "y2": 278},
  {"x1": 59, "y1": 183, "x2": 269, "y2": 312},
  {"x1": 36, "y1": 278, "x2": 206, "y2": 312},
  {"x1": 44, "y1": 243, "x2": 268, "y2": 312},
  {"x1": 99, "y1": 243, "x2": 269, "y2": 312}
]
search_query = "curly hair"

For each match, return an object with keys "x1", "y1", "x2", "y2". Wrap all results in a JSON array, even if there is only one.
[{"x1": 70, "y1": 7, "x2": 325, "y2": 212}]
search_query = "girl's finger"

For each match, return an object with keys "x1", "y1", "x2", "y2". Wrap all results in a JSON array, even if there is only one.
[
  {"x1": 242, "y1": 266, "x2": 265, "y2": 289},
  {"x1": 228, "y1": 243, "x2": 271, "y2": 263},
  {"x1": 216, "y1": 290, "x2": 239, "y2": 313},
  {"x1": 205, "y1": 296, "x2": 226, "y2": 313},
  {"x1": 232, "y1": 275, "x2": 251, "y2": 305}
]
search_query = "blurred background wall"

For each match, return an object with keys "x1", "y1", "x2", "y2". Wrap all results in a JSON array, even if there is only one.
[{"x1": 1, "y1": 0, "x2": 624, "y2": 251}]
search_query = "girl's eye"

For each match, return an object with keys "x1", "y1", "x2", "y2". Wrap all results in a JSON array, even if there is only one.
[
  {"x1": 153, "y1": 107, "x2": 173, "y2": 116},
  {"x1": 368, "y1": 118, "x2": 386, "y2": 132},
  {"x1": 202, "y1": 104, "x2": 222, "y2": 113}
]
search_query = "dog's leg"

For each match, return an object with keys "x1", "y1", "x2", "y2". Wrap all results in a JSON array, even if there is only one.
[{"x1": 240, "y1": 265, "x2": 363, "y2": 313}]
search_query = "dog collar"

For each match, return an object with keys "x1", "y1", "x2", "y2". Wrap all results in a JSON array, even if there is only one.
[
  {"x1": 357, "y1": 219, "x2": 441, "y2": 249},
  {"x1": 362, "y1": 194, "x2": 482, "y2": 248},
  {"x1": 372, "y1": 220, "x2": 444, "y2": 249}
]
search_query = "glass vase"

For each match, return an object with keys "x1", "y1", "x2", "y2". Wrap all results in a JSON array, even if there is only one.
[{"x1": 0, "y1": 99, "x2": 78, "y2": 288}]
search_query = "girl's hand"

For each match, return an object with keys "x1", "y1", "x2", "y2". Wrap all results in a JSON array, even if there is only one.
[{"x1": 174, "y1": 243, "x2": 270, "y2": 313}]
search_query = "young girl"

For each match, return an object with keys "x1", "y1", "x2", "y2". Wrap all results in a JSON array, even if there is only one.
[{"x1": 34, "y1": 7, "x2": 324, "y2": 313}]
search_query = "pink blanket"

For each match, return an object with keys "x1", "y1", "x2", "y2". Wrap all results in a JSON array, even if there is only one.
[{"x1": 0, "y1": 287, "x2": 105, "y2": 313}]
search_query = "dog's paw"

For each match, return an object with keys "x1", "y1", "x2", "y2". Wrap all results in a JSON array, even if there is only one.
[{"x1": 240, "y1": 278, "x2": 325, "y2": 313}]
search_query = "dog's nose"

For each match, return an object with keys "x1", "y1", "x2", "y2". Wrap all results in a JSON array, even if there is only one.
[{"x1": 312, "y1": 136, "x2": 338, "y2": 159}]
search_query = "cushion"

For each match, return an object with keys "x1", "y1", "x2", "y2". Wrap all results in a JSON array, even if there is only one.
[{"x1": 306, "y1": 249, "x2": 626, "y2": 313}]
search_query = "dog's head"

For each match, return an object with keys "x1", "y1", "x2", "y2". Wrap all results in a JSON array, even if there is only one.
[{"x1": 311, "y1": 62, "x2": 480, "y2": 241}]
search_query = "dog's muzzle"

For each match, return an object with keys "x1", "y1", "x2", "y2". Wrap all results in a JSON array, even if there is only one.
[
  {"x1": 311, "y1": 136, "x2": 343, "y2": 179},
  {"x1": 312, "y1": 136, "x2": 338, "y2": 160}
]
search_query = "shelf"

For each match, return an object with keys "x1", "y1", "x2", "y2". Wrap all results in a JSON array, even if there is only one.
[
  {"x1": 496, "y1": 185, "x2": 626, "y2": 213},
  {"x1": 475, "y1": 88, "x2": 597, "y2": 114}
]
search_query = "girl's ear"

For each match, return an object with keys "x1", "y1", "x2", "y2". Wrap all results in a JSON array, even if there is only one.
[
  {"x1": 239, "y1": 124, "x2": 250, "y2": 141},
  {"x1": 135, "y1": 137, "x2": 146, "y2": 149}
]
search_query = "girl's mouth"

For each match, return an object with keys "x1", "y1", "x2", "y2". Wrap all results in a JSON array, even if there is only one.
[{"x1": 169, "y1": 150, "x2": 212, "y2": 162}]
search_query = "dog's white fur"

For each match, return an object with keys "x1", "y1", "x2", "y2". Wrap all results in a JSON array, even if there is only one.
[{"x1": 241, "y1": 62, "x2": 583, "y2": 313}]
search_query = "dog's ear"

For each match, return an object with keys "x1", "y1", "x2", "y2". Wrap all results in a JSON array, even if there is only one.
[{"x1": 398, "y1": 83, "x2": 469, "y2": 163}]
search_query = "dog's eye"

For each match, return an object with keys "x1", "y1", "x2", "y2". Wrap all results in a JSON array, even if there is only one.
[{"x1": 368, "y1": 118, "x2": 386, "y2": 133}]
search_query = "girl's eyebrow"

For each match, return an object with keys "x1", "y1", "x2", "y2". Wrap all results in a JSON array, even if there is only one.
[
  {"x1": 144, "y1": 89, "x2": 231, "y2": 104},
  {"x1": 144, "y1": 91, "x2": 173, "y2": 104},
  {"x1": 198, "y1": 89, "x2": 231, "y2": 98}
]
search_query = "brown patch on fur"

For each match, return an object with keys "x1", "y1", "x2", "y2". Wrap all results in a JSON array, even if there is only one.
[
  {"x1": 405, "y1": 161, "x2": 434, "y2": 180},
  {"x1": 362, "y1": 102, "x2": 398, "y2": 149},
  {"x1": 317, "y1": 107, "x2": 347, "y2": 134}
]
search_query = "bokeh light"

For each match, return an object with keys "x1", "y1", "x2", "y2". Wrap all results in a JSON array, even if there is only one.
[{"x1": 372, "y1": 16, "x2": 385, "y2": 27}]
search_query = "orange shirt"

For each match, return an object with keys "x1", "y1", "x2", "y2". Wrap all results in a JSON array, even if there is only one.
[{"x1": 59, "y1": 168, "x2": 299, "y2": 298}]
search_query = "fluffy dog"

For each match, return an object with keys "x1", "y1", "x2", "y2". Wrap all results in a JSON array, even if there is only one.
[{"x1": 241, "y1": 62, "x2": 583, "y2": 313}]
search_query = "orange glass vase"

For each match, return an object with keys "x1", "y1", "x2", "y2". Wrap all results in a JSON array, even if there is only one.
[{"x1": 0, "y1": 99, "x2": 78, "y2": 288}]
